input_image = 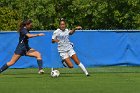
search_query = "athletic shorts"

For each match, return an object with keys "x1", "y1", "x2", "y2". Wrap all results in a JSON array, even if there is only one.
[
  {"x1": 59, "y1": 48, "x2": 76, "y2": 60},
  {"x1": 14, "y1": 44, "x2": 31, "y2": 56}
]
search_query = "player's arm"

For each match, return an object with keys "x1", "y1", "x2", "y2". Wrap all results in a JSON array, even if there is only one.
[
  {"x1": 21, "y1": 29, "x2": 45, "y2": 38},
  {"x1": 26, "y1": 33, "x2": 45, "y2": 38},
  {"x1": 69, "y1": 26, "x2": 82, "y2": 35},
  {"x1": 52, "y1": 31, "x2": 59, "y2": 43},
  {"x1": 52, "y1": 39, "x2": 59, "y2": 43}
]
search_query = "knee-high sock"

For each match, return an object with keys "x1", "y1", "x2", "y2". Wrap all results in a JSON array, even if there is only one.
[
  {"x1": 0, "y1": 63, "x2": 9, "y2": 73},
  {"x1": 37, "y1": 59, "x2": 43, "y2": 70},
  {"x1": 78, "y1": 63, "x2": 89, "y2": 75}
]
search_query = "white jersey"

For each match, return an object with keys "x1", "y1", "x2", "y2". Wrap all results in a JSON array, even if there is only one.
[{"x1": 52, "y1": 28, "x2": 73, "y2": 52}]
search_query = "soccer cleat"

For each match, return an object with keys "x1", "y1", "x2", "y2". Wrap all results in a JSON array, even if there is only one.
[
  {"x1": 86, "y1": 74, "x2": 90, "y2": 77},
  {"x1": 38, "y1": 69, "x2": 45, "y2": 74}
]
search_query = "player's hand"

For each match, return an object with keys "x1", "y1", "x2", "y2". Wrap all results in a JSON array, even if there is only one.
[
  {"x1": 52, "y1": 39, "x2": 59, "y2": 43},
  {"x1": 75, "y1": 26, "x2": 82, "y2": 30},
  {"x1": 55, "y1": 39, "x2": 60, "y2": 43},
  {"x1": 38, "y1": 33, "x2": 45, "y2": 36}
]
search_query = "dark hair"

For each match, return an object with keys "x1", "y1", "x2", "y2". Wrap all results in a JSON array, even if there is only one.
[
  {"x1": 18, "y1": 19, "x2": 32, "y2": 32},
  {"x1": 59, "y1": 18, "x2": 66, "y2": 25}
]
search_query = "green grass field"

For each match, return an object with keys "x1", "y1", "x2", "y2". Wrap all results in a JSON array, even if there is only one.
[{"x1": 0, "y1": 66, "x2": 140, "y2": 93}]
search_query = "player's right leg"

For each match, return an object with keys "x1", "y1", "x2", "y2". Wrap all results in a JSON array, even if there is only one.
[
  {"x1": 60, "y1": 52, "x2": 73, "y2": 68},
  {"x1": 0, "y1": 54, "x2": 21, "y2": 73},
  {"x1": 64, "y1": 57, "x2": 73, "y2": 68},
  {"x1": 26, "y1": 48, "x2": 44, "y2": 74}
]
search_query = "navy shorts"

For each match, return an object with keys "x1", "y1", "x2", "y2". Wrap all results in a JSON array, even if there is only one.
[{"x1": 14, "y1": 44, "x2": 31, "y2": 56}]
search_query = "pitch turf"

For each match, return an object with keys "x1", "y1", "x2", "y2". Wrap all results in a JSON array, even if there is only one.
[{"x1": 0, "y1": 66, "x2": 140, "y2": 93}]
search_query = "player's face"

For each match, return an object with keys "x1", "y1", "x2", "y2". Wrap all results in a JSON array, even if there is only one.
[
  {"x1": 26, "y1": 23, "x2": 32, "y2": 30},
  {"x1": 60, "y1": 21, "x2": 66, "y2": 31}
]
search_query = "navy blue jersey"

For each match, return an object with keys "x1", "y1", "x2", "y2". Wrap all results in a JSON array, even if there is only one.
[
  {"x1": 19, "y1": 27, "x2": 29, "y2": 45},
  {"x1": 14, "y1": 27, "x2": 31, "y2": 56}
]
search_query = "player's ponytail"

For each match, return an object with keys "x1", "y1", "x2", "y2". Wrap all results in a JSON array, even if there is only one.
[{"x1": 18, "y1": 19, "x2": 32, "y2": 32}]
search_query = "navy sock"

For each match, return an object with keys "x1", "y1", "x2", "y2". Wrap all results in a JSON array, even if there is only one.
[
  {"x1": 37, "y1": 60, "x2": 43, "y2": 70},
  {"x1": 0, "y1": 64, "x2": 9, "y2": 73}
]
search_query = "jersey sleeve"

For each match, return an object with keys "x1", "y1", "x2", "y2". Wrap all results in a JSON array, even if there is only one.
[
  {"x1": 52, "y1": 30, "x2": 57, "y2": 39},
  {"x1": 67, "y1": 29, "x2": 71, "y2": 33},
  {"x1": 21, "y1": 28, "x2": 29, "y2": 35}
]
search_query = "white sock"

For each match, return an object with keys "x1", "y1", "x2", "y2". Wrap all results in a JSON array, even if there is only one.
[{"x1": 78, "y1": 63, "x2": 89, "y2": 75}]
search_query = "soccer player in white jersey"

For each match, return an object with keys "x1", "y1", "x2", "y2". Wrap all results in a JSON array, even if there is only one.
[{"x1": 52, "y1": 19, "x2": 89, "y2": 76}]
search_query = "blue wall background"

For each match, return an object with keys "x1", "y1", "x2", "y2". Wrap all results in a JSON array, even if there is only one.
[{"x1": 0, "y1": 31, "x2": 140, "y2": 68}]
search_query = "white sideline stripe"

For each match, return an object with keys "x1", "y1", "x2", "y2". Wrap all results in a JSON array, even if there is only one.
[
  {"x1": 78, "y1": 30, "x2": 140, "y2": 31},
  {"x1": 0, "y1": 30, "x2": 53, "y2": 33},
  {"x1": 0, "y1": 30, "x2": 140, "y2": 32}
]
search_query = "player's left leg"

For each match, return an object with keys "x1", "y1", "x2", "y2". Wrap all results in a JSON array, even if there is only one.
[
  {"x1": 0, "y1": 54, "x2": 21, "y2": 73},
  {"x1": 26, "y1": 48, "x2": 44, "y2": 74},
  {"x1": 69, "y1": 49, "x2": 89, "y2": 76},
  {"x1": 71, "y1": 54, "x2": 89, "y2": 76}
]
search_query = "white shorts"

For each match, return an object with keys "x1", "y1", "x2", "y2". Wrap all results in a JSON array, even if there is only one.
[{"x1": 59, "y1": 49, "x2": 76, "y2": 60}]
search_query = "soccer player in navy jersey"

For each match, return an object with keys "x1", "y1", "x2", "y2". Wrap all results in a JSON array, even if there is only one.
[{"x1": 0, "y1": 19, "x2": 45, "y2": 74}]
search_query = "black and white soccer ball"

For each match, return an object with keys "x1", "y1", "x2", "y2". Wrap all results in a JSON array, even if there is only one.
[{"x1": 51, "y1": 69, "x2": 60, "y2": 77}]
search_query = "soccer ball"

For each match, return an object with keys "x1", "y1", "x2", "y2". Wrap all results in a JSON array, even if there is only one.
[{"x1": 51, "y1": 70, "x2": 60, "y2": 77}]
